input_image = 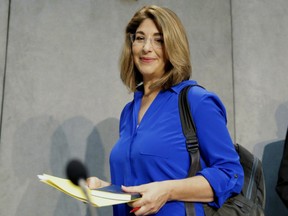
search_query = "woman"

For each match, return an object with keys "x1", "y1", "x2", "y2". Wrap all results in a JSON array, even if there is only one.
[{"x1": 87, "y1": 5, "x2": 243, "y2": 216}]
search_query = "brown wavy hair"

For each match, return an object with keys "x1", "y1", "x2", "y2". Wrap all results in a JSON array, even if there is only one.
[{"x1": 120, "y1": 5, "x2": 192, "y2": 92}]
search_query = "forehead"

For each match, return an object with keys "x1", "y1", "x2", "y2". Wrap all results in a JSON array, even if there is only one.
[{"x1": 136, "y1": 18, "x2": 161, "y2": 35}]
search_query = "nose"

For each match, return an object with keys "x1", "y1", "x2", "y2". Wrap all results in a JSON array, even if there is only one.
[{"x1": 142, "y1": 38, "x2": 153, "y2": 51}]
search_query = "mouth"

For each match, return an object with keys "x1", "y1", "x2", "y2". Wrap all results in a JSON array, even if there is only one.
[{"x1": 140, "y1": 57, "x2": 156, "y2": 63}]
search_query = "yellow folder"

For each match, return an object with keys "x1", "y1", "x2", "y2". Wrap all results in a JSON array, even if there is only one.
[{"x1": 38, "y1": 174, "x2": 131, "y2": 207}]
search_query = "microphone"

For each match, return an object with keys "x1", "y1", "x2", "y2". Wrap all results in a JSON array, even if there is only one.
[
  {"x1": 66, "y1": 159, "x2": 88, "y2": 185},
  {"x1": 66, "y1": 159, "x2": 95, "y2": 216}
]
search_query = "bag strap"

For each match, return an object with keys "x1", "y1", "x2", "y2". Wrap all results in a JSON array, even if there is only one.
[
  {"x1": 178, "y1": 85, "x2": 202, "y2": 216},
  {"x1": 179, "y1": 85, "x2": 202, "y2": 176}
]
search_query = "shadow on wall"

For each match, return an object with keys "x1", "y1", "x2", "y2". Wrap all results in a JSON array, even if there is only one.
[
  {"x1": 257, "y1": 101, "x2": 288, "y2": 216},
  {"x1": 12, "y1": 115, "x2": 60, "y2": 216},
  {"x1": 12, "y1": 116, "x2": 119, "y2": 216},
  {"x1": 83, "y1": 117, "x2": 120, "y2": 216}
]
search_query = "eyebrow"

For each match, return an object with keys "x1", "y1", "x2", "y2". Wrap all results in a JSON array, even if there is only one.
[{"x1": 135, "y1": 31, "x2": 163, "y2": 36}]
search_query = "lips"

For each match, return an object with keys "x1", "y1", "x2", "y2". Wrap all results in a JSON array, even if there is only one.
[{"x1": 140, "y1": 57, "x2": 156, "y2": 63}]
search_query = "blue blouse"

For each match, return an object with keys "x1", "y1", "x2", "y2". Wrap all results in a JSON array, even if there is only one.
[{"x1": 110, "y1": 80, "x2": 244, "y2": 216}]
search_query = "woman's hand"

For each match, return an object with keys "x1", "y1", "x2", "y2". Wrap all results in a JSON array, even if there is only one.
[
  {"x1": 86, "y1": 177, "x2": 110, "y2": 189},
  {"x1": 122, "y1": 181, "x2": 171, "y2": 215},
  {"x1": 122, "y1": 176, "x2": 214, "y2": 215}
]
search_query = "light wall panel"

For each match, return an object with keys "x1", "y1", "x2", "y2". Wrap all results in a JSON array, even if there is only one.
[
  {"x1": 232, "y1": 0, "x2": 288, "y2": 215},
  {"x1": 0, "y1": 0, "x2": 243, "y2": 215}
]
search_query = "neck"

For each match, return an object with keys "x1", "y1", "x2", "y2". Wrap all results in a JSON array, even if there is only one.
[
  {"x1": 143, "y1": 85, "x2": 161, "y2": 97},
  {"x1": 142, "y1": 78, "x2": 162, "y2": 96}
]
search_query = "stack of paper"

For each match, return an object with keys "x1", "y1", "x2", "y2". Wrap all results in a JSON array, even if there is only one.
[{"x1": 38, "y1": 174, "x2": 140, "y2": 207}]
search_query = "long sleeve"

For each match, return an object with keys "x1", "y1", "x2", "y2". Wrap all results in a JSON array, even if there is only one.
[{"x1": 187, "y1": 86, "x2": 244, "y2": 208}]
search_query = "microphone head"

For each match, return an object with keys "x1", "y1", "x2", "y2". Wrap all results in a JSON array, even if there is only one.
[{"x1": 66, "y1": 159, "x2": 88, "y2": 186}]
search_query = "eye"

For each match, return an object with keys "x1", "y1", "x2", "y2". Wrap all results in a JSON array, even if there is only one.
[
  {"x1": 135, "y1": 35, "x2": 145, "y2": 42},
  {"x1": 153, "y1": 37, "x2": 164, "y2": 45}
]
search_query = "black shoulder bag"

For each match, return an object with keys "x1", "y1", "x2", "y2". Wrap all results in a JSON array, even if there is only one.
[{"x1": 179, "y1": 85, "x2": 265, "y2": 216}]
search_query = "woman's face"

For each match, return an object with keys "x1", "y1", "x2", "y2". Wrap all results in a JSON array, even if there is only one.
[{"x1": 132, "y1": 18, "x2": 166, "y2": 84}]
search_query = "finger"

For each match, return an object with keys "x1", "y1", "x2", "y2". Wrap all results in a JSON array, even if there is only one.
[
  {"x1": 129, "y1": 207, "x2": 140, "y2": 213},
  {"x1": 133, "y1": 206, "x2": 144, "y2": 216},
  {"x1": 86, "y1": 177, "x2": 101, "y2": 189},
  {"x1": 121, "y1": 185, "x2": 142, "y2": 193},
  {"x1": 133, "y1": 206, "x2": 152, "y2": 216}
]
